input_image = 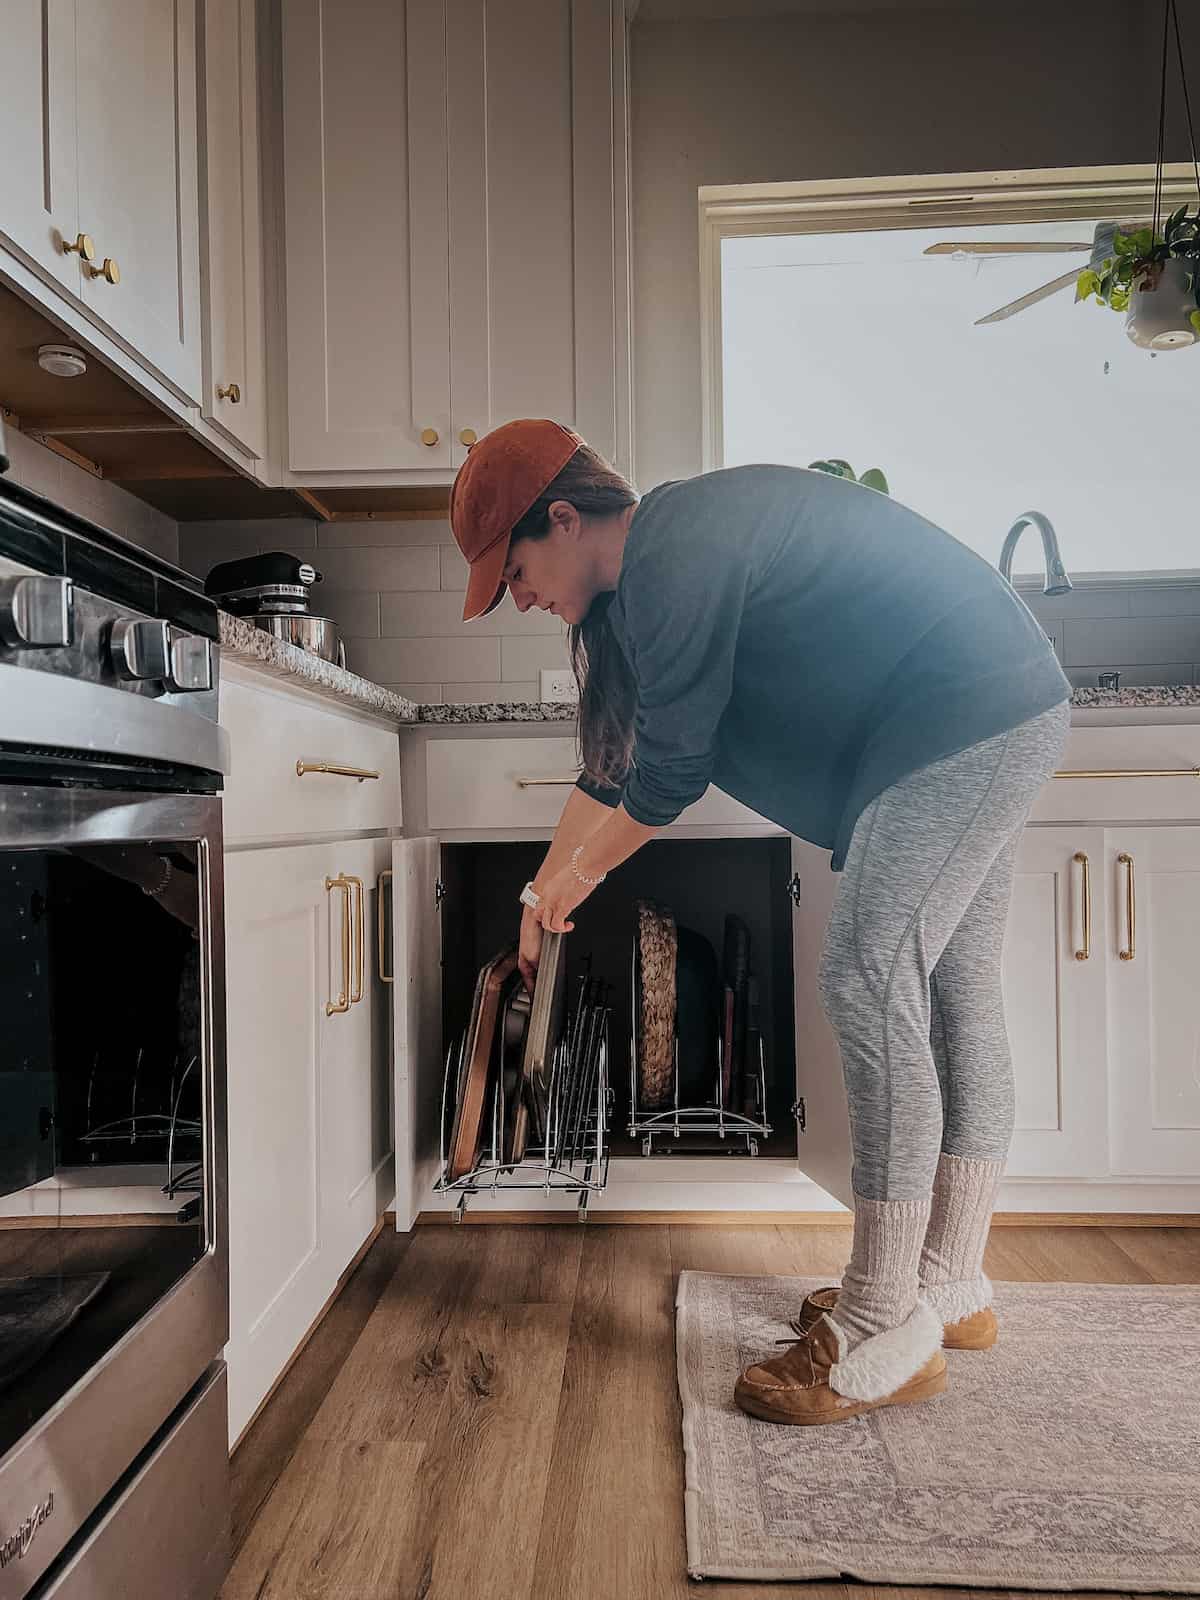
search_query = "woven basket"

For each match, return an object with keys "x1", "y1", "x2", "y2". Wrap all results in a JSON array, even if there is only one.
[{"x1": 635, "y1": 899, "x2": 677, "y2": 1109}]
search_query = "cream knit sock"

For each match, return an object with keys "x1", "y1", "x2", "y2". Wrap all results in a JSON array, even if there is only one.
[
  {"x1": 829, "y1": 1193, "x2": 932, "y2": 1350},
  {"x1": 918, "y1": 1151, "x2": 1004, "y2": 1322}
]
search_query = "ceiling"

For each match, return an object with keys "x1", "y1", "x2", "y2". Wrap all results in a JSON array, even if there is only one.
[{"x1": 0, "y1": 283, "x2": 451, "y2": 523}]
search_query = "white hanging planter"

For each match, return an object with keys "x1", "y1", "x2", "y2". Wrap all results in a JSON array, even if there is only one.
[{"x1": 1125, "y1": 256, "x2": 1200, "y2": 350}]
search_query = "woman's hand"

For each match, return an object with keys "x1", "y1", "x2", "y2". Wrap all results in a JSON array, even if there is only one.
[
  {"x1": 519, "y1": 905, "x2": 544, "y2": 994},
  {"x1": 531, "y1": 863, "x2": 593, "y2": 936}
]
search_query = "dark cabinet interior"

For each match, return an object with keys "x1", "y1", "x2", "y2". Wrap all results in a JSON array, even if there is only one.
[{"x1": 437, "y1": 836, "x2": 798, "y2": 1160}]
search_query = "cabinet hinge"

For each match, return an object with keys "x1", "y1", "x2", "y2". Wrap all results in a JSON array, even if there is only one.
[
  {"x1": 787, "y1": 874, "x2": 802, "y2": 907},
  {"x1": 435, "y1": 879, "x2": 446, "y2": 907},
  {"x1": 790, "y1": 1097, "x2": 807, "y2": 1132}
]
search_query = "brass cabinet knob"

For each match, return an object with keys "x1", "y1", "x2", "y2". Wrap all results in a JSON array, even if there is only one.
[
  {"x1": 217, "y1": 382, "x2": 242, "y2": 403},
  {"x1": 459, "y1": 427, "x2": 478, "y2": 447},
  {"x1": 64, "y1": 232, "x2": 96, "y2": 262},
  {"x1": 85, "y1": 257, "x2": 120, "y2": 284},
  {"x1": 420, "y1": 427, "x2": 439, "y2": 447}
]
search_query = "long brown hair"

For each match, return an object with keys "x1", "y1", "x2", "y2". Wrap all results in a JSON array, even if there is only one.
[{"x1": 510, "y1": 443, "x2": 638, "y2": 792}]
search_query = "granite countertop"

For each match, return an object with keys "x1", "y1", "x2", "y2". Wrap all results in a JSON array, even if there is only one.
[
  {"x1": 218, "y1": 612, "x2": 418, "y2": 722},
  {"x1": 218, "y1": 612, "x2": 1200, "y2": 723}
]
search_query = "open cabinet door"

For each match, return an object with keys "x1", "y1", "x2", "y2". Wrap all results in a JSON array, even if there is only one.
[
  {"x1": 790, "y1": 838, "x2": 854, "y2": 1209},
  {"x1": 391, "y1": 837, "x2": 442, "y2": 1230}
]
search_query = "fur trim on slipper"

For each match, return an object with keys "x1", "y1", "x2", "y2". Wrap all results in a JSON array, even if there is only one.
[
  {"x1": 920, "y1": 1274, "x2": 994, "y2": 1325},
  {"x1": 827, "y1": 1299, "x2": 944, "y2": 1402}
]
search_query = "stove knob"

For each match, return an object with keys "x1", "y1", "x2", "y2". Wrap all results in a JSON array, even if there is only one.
[
  {"x1": 168, "y1": 630, "x2": 214, "y2": 693},
  {"x1": 0, "y1": 575, "x2": 74, "y2": 648},
  {"x1": 110, "y1": 618, "x2": 170, "y2": 680}
]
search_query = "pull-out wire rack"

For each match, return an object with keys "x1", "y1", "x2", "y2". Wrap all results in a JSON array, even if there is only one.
[
  {"x1": 627, "y1": 944, "x2": 772, "y2": 1156},
  {"x1": 433, "y1": 988, "x2": 613, "y2": 1222}
]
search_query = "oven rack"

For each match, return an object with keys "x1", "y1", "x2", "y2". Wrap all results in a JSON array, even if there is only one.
[
  {"x1": 80, "y1": 1052, "x2": 204, "y2": 1218},
  {"x1": 627, "y1": 943, "x2": 771, "y2": 1155},
  {"x1": 434, "y1": 1009, "x2": 612, "y2": 1222}
]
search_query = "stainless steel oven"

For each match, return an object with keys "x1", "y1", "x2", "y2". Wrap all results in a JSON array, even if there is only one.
[{"x1": 0, "y1": 468, "x2": 231, "y2": 1600}]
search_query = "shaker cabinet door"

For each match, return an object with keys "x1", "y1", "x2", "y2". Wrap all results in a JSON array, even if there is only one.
[
  {"x1": 0, "y1": 0, "x2": 79, "y2": 292},
  {"x1": 445, "y1": 0, "x2": 632, "y2": 473},
  {"x1": 1002, "y1": 829, "x2": 1109, "y2": 1178},
  {"x1": 223, "y1": 842, "x2": 333, "y2": 1444},
  {"x1": 1105, "y1": 827, "x2": 1200, "y2": 1178},
  {"x1": 319, "y1": 837, "x2": 396, "y2": 1271},
  {"x1": 282, "y1": 0, "x2": 452, "y2": 471},
  {"x1": 200, "y1": 0, "x2": 267, "y2": 458},
  {"x1": 74, "y1": 0, "x2": 203, "y2": 401}
]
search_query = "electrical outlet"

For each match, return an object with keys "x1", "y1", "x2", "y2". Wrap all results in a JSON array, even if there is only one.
[{"x1": 539, "y1": 668, "x2": 577, "y2": 704}]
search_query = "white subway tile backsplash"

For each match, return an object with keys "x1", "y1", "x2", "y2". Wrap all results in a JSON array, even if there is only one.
[
  {"x1": 381, "y1": 589, "x2": 563, "y2": 638},
  {"x1": 315, "y1": 518, "x2": 455, "y2": 548},
  {"x1": 318, "y1": 590, "x2": 381, "y2": 637},
  {"x1": 1128, "y1": 585, "x2": 1200, "y2": 617},
  {"x1": 1018, "y1": 586, "x2": 1132, "y2": 621},
  {"x1": 347, "y1": 635, "x2": 501, "y2": 684},
  {"x1": 6, "y1": 428, "x2": 180, "y2": 565},
  {"x1": 1065, "y1": 663, "x2": 1194, "y2": 689},
  {"x1": 380, "y1": 683, "x2": 443, "y2": 703},
  {"x1": 501, "y1": 633, "x2": 573, "y2": 682},
  {"x1": 440, "y1": 546, "x2": 470, "y2": 590},
  {"x1": 444, "y1": 680, "x2": 539, "y2": 703},
  {"x1": 1061, "y1": 616, "x2": 1200, "y2": 667},
  {"x1": 314, "y1": 544, "x2": 441, "y2": 592}
]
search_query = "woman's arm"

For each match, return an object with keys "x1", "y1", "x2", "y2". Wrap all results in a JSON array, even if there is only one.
[{"x1": 518, "y1": 785, "x2": 622, "y2": 990}]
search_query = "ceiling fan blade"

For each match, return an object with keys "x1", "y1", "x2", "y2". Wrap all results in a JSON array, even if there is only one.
[
  {"x1": 924, "y1": 241, "x2": 1093, "y2": 256},
  {"x1": 974, "y1": 269, "x2": 1082, "y2": 325}
]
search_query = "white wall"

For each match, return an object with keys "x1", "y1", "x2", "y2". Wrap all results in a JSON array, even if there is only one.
[{"x1": 631, "y1": 1, "x2": 1195, "y2": 488}]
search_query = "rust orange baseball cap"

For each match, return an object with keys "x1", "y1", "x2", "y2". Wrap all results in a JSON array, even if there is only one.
[{"x1": 450, "y1": 419, "x2": 584, "y2": 621}]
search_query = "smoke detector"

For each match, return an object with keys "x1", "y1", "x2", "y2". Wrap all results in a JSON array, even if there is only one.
[{"x1": 37, "y1": 344, "x2": 88, "y2": 379}]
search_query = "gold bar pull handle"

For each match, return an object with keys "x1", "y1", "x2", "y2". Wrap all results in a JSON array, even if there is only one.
[
  {"x1": 1118, "y1": 853, "x2": 1136, "y2": 962},
  {"x1": 515, "y1": 774, "x2": 581, "y2": 788},
  {"x1": 345, "y1": 875, "x2": 365, "y2": 1004},
  {"x1": 378, "y1": 868, "x2": 394, "y2": 984},
  {"x1": 297, "y1": 760, "x2": 380, "y2": 782},
  {"x1": 325, "y1": 874, "x2": 352, "y2": 1014},
  {"x1": 1072, "y1": 851, "x2": 1091, "y2": 962}
]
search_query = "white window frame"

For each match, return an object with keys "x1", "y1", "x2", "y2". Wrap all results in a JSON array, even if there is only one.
[{"x1": 699, "y1": 163, "x2": 1200, "y2": 474}]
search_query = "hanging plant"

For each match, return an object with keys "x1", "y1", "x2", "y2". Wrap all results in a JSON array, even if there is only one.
[
  {"x1": 1075, "y1": 207, "x2": 1200, "y2": 330},
  {"x1": 808, "y1": 459, "x2": 890, "y2": 495}
]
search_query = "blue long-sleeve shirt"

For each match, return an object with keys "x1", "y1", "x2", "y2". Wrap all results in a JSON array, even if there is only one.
[{"x1": 576, "y1": 464, "x2": 1069, "y2": 870}]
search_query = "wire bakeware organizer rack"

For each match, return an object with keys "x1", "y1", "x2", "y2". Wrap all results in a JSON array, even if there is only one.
[
  {"x1": 626, "y1": 943, "x2": 772, "y2": 1157},
  {"x1": 433, "y1": 971, "x2": 614, "y2": 1222}
]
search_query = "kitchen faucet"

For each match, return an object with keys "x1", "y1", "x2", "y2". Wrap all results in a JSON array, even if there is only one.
[{"x1": 998, "y1": 512, "x2": 1073, "y2": 596}]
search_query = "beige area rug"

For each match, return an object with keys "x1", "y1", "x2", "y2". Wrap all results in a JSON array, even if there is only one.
[{"x1": 676, "y1": 1271, "x2": 1200, "y2": 1590}]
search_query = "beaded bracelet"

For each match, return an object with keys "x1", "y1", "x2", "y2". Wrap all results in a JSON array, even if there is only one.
[{"x1": 570, "y1": 844, "x2": 606, "y2": 887}]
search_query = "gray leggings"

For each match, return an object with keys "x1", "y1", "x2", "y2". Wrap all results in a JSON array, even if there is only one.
[{"x1": 818, "y1": 701, "x2": 1072, "y2": 1203}]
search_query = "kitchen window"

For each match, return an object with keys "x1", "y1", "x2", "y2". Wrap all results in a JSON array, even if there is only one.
[{"x1": 701, "y1": 164, "x2": 1200, "y2": 577}]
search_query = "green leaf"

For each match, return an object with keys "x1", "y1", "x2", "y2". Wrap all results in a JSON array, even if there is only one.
[
  {"x1": 1190, "y1": 309, "x2": 1200, "y2": 333},
  {"x1": 1167, "y1": 204, "x2": 1187, "y2": 237},
  {"x1": 859, "y1": 468, "x2": 890, "y2": 495},
  {"x1": 1076, "y1": 267, "x2": 1101, "y2": 302}
]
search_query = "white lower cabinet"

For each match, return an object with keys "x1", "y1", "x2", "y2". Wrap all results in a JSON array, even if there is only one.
[
  {"x1": 224, "y1": 835, "x2": 394, "y2": 1445},
  {"x1": 1105, "y1": 827, "x2": 1200, "y2": 1177},
  {"x1": 1003, "y1": 829, "x2": 1109, "y2": 1178}
]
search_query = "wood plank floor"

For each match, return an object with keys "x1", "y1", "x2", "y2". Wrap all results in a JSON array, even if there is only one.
[{"x1": 222, "y1": 1221, "x2": 1200, "y2": 1600}]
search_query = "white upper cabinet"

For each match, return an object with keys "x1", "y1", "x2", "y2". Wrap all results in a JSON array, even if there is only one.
[
  {"x1": 199, "y1": 0, "x2": 267, "y2": 459},
  {"x1": 0, "y1": 0, "x2": 79, "y2": 293},
  {"x1": 279, "y1": 0, "x2": 633, "y2": 478},
  {"x1": 73, "y1": 0, "x2": 203, "y2": 401},
  {"x1": 446, "y1": 0, "x2": 632, "y2": 474},
  {"x1": 281, "y1": 0, "x2": 452, "y2": 472}
]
